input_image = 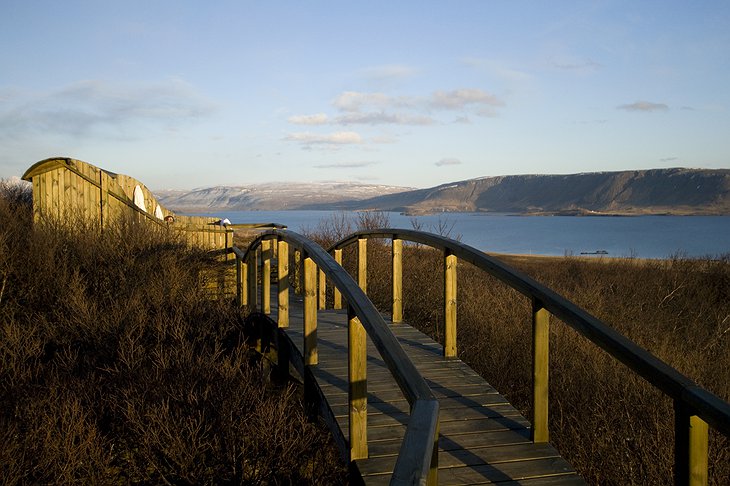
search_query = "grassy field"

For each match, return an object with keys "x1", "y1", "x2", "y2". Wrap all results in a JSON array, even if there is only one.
[
  {"x1": 304, "y1": 211, "x2": 729, "y2": 485},
  {"x1": 0, "y1": 183, "x2": 347, "y2": 485}
]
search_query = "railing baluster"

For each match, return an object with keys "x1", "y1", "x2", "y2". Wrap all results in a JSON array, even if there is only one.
[
  {"x1": 241, "y1": 260, "x2": 248, "y2": 306},
  {"x1": 674, "y1": 401, "x2": 709, "y2": 486},
  {"x1": 444, "y1": 250, "x2": 457, "y2": 358},
  {"x1": 277, "y1": 239, "x2": 289, "y2": 328},
  {"x1": 532, "y1": 300, "x2": 550, "y2": 443},
  {"x1": 392, "y1": 238, "x2": 403, "y2": 323},
  {"x1": 319, "y1": 267, "x2": 326, "y2": 310},
  {"x1": 236, "y1": 256, "x2": 243, "y2": 307},
  {"x1": 293, "y1": 249, "x2": 302, "y2": 295},
  {"x1": 689, "y1": 415, "x2": 709, "y2": 485},
  {"x1": 262, "y1": 239, "x2": 271, "y2": 314},
  {"x1": 348, "y1": 304, "x2": 368, "y2": 460},
  {"x1": 303, "y1": 255, "x2": 318, "y2": 365},
  {"x1": 247, "y1": 252, "x2": 257, "y2": 312},
  {"x1": 333, "y1": 248, "x2": 343, "y2": 309},
  {"x1": 358, "y1": 238, "x2": 367, "y2": 294}
]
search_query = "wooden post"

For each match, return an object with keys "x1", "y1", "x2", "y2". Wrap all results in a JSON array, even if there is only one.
[
  {"x1": 277, "y1": 239, "x2": 289, "y2": 328},
  {"x1": 318, "y1": 267, "x2": 326, "y2": 310},
  {"x1": 392, "y1": 238, "x2": 403, "y2": 323},
  {"x1": 689, "y1": 415, "x2": 709, "y2": 486},
  {"x1": 276, "y1": 329, "x2": 290, "y2": 382},
  {"x1": 428, "y1": 419, "x2": 439, "y2": 486},
  {"x1": 241, "y1": 261, "x2": 248, "y2": 306},
  {"x1": 532, "y1": 300, "x2": 549, "y2": 443},
  {"x1": 303, "y1": 255, "x2": 318, "y2": 366},
  {"x1": 333, "y1": 249, "x2": 343, "y2": 309},
  {"x1": 262, "y1": 239, "x2": 271, "y2": 314},
  {"x1": 674, "y1": 401, "x2": 709, "y2": 486},
  {"x1": 358, "y1": 238, "x2": 367, "y2": 294},
  {"x1": 444, "y1": 250, "x2": 457, "y2": 358},
  {"x1": 236, "y1": 257, "x2": 243, "y2": 307},
  {"x1": 348, "y1": 305, "x2": 368, "y2": 460},
  {"x1": 293, "y1": 249, "x2": 302, "y2": 295},
  {"x1": 247, "y1": 252, "x2": 257, "y2": 312}
]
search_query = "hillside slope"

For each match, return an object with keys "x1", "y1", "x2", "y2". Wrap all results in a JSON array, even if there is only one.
[{"x1": 333, "y1": 168, "x2": 730, "y2": 215}]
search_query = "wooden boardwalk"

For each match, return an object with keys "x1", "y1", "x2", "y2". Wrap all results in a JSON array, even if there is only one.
[{"x1": 272, "y1": 294, "x2": 584, "y2": 485}]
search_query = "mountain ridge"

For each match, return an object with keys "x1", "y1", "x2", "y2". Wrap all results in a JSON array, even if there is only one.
[{"x1": 156, "y1": 168, "x2": 730, "y2": 215}]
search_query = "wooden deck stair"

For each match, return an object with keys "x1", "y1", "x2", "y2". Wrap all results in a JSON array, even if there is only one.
[{"x1": 272, "y1": 293, "x2": 584, "y2": 485}]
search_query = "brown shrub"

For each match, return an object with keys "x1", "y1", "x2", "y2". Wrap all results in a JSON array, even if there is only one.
[{"x1": 0, "y1": 192, "x2": 346, "y2": 485}]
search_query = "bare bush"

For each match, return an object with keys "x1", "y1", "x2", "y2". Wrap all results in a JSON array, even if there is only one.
[{"x1": 0, "y1": 194, "x2": 347, "y2": 484}]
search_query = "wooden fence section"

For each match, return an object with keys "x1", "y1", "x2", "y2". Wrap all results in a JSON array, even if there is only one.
[
  {"x1": 282, "y1": 300, "x2": 583, "y2": 484},
  {"x1": 21, "y1": 157, "x2": 232, "y2": 250},
  {"x1": 235, "y1": 230, "x2": 588, "y2": 485},
  {"x1": 234, "y1": 231, "x2": 441, "y2": 485},
  {"x1": 328, "y1": 229, "x2": 730, "y2": 486}
]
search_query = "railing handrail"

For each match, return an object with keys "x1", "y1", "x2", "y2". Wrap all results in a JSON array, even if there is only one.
[
  {"x1": 329, "y1": 228, "x2": 730, "y2": 438},
  {"x1": 234, "y1": 229, "x2": 439, "y2": 485}
]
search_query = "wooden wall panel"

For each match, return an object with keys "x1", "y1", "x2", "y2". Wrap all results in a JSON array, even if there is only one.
[{"x1": 22, "y1": 158, "x2": 232, "y2": 250}]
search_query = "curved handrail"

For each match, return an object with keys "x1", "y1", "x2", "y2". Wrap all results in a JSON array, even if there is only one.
[
  {"x1": 330, "y1": 228, "x2": 730, "y2": 483},
  {"x1": 233, "y1": 229, "x2": 439, "y2": 485}
]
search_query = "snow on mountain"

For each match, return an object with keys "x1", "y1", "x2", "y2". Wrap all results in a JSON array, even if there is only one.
[{"x1": 154, "y1": 182, "x2": 413, "y2": 211}]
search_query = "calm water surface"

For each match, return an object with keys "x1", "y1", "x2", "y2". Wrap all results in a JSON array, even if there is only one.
[{"x1": 204, "y1": 210, "x2": 729, "y2": 259}]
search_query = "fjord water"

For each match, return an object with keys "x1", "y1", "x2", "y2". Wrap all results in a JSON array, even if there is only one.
[{"x1": 211, "y1": 210, "x2": 730, "y2": 259}]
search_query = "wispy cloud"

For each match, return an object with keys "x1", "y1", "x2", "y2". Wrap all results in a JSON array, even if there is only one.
[
  {"x1": 288, "y1": 113, "x2": 329, "y2": 125},
  {"x1": 370, "y1": 134, "x2": 397, "y2": 144},
  {"x1": 617, "y1": 101, "x2": 669, "y2": 112},
  {"x1": 313, "y1": 161, "x2": 377, "y2": 169},
  {"x1": 0, "y1": 78, "x2": 217, "y2": 140},
  {"x1": 435, "y1": 157, "x2": 461, "y2": 167},
  {"x1": 460, "y1": 57, "x2": 532, "y2": 82},
  {"x1": 284, "y1": 131, "x2": 363, "y2": 147},
  {"x1": 550, "y1": 58, "x2": 601, "y2": 71},
  {"x1": 332, "y1": 91, "x2": 410, "y2": 112},
  {"x1": 336, "y1": 112, "x2": 434, "y2": 126},
  {"x1": 429, "y1": 89, "x2": 503, "y2": 115},
  {"x1": 660, "y1": 156, "x2": 679, "y2": 163}
]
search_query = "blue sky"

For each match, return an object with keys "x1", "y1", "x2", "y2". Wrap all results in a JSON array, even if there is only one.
[{"x1": 1, "y1": 1, "x2": 729, "y2": 189}]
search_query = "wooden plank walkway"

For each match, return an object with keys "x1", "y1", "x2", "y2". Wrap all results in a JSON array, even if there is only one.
[{"x1": 269, "y1": 293, "x2": 584, "y2": 485}]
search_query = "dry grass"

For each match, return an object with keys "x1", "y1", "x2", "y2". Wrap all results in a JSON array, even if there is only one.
[
  {"x1": 309, "y1": 212, "x2": 729, "y2": 485},
  {"x1": 0, "y1": 183, "x2": 347, "y2": 485}
]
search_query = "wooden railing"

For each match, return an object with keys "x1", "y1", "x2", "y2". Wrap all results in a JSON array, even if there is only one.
[
  {"x1": 329, "y1": 228, "x2": 730, "y2": 486},
  {"x1": 232, "y1": 229, "x2": 440, "y2": 485}
]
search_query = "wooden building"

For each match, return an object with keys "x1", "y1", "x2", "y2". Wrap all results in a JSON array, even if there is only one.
[{"x1": 22, "y1": 157, "x2": 232, "y2": 250}]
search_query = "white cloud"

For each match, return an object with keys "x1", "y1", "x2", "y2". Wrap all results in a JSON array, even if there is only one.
[
  {"x1": 429, "y1": 89, "x2": 503, "y2": 111},
  {"x1": 435, "y1": 157, "x2": 462, "y2": 167},
  {"x1": 336, "y1": 112, "x2": 434, "y2": 126},
  {"x1": 550, "y1": 58, "x2": 601, "y2": 72},
  {"x1": 284, "y1": 131, "x2": 363, "y2": 147},
  {"x1": 330, "y1": 88, "x2": 503, "y2": 122},
  {"x1": 0, "y1": 78, "x2": 217, "y2": 140},
  {"x1": 617, "y1": 101, "x2": 669, "y2": 112},
  {"x1": 313, "y1": 161, "x2": 377, "y2": 169},
  {"x1": 332, "y1": 91, "x2": 406, "y2": 112},
  {"x1": 287, "y1": 113, "x2": 329, "y2": 125},
  {"x1": 371, "y1": 134, "x2": 398, "y2": 144}
]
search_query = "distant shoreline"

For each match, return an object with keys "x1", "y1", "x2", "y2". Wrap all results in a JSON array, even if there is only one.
[{"x1": 176, "y1": 206, "x2": 728, "y2": 217}]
